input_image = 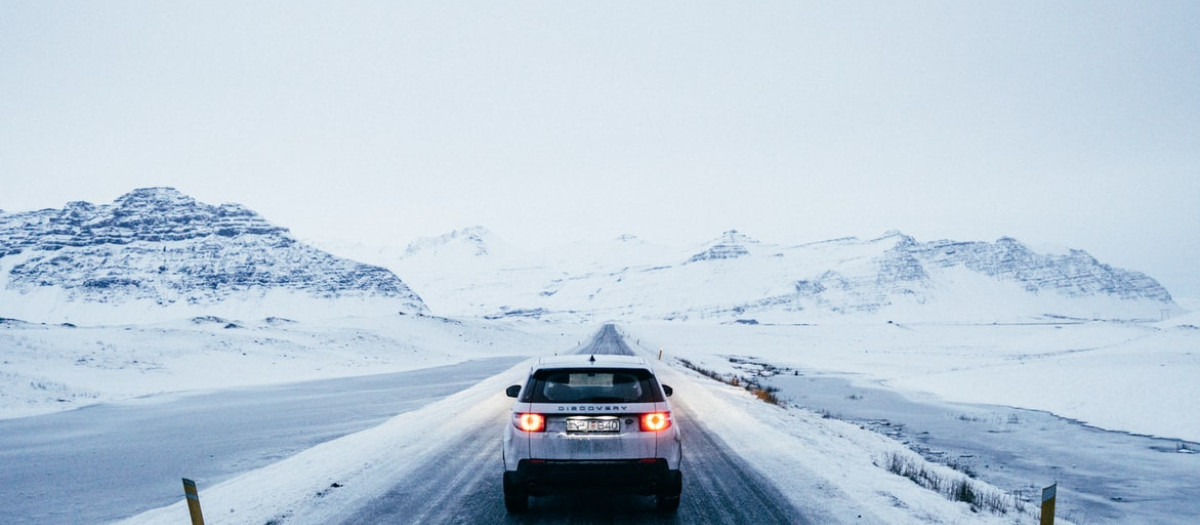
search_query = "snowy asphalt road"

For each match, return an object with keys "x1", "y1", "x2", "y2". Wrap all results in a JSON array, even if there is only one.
[
  {"x1": 341, "y1": 325, "x2": 808, "y2": 524},
  {"x1": 0, "y1": 356, "x2": 522, "y2": 525}
]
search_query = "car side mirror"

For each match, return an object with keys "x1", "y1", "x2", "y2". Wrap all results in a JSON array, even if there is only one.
[
  {"x1": 662, "y1": 384, "x2": 673, "y2": 397},
  {"x1": 506, "y1": 385, "x2": 522, "y2": 398}
]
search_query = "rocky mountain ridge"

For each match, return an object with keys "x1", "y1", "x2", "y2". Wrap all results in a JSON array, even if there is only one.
[
  {"x1": 899, "y1": 235, "x2": 1172, "y2": 301},
  {"x1": 0, "y1": 188, "x2": 427, "y2": 324},
  {"x1": 403, "y1": 226, "x2": 493, "y2": 258},
  {"x1": 394, "y1": 228, "x2": 1180, "y2": 323}
]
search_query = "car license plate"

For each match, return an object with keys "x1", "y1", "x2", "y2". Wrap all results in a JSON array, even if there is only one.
[{"x1": 566, "y1": 417, "x2": 620, "y2": 433}]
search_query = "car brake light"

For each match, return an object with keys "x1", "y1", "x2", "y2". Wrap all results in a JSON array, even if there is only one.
[
  {"x1": 515, "y1": 413, "x2": 545, "y2": 432},
  {"x1": 640, "y1": 411, "x2": 671, "y2": 432}
]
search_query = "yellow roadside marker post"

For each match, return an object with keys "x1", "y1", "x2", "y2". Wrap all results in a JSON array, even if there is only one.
[
  {"x1": 182, "y1": 478, "x2": 205, "y2": 525},
  {"x1": 1040, "y1": 483, "x2": 1056, "y2": 525}
]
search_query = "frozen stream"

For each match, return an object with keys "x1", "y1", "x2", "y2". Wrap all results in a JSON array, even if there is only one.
[{"x1": 764, "y1": 370, "x2": 1200, "y2": 524}]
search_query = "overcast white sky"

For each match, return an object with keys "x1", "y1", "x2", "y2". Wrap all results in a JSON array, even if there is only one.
[{"x1": 2, "y1": 2, "x2": 1198, "y2": 301}]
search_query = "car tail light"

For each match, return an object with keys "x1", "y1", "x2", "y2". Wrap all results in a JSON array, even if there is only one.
[
  {"x1": 640, "y1": 411, "x2": 671, "y2": 432},
  {"x1": 514, "y1": 413, "x2": 545, "y2": 432}
]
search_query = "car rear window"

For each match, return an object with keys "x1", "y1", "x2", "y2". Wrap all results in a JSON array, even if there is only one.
[{"x1": 522, "y1": 368, "x2": 664, "y2": 403}]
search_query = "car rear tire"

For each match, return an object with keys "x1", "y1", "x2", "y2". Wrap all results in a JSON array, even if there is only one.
[
  {"x1": 656, "y1": 470, "x2": 682, "y2": 513},
  {"x1": 503, "y1": 471, "x2": 529, "y2": 513},
  {"x1": 656, "y1": 493, "x2": 681, "y2": 512}
]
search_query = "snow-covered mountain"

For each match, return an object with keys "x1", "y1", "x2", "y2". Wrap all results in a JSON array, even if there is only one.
[
  {"x1": 383, "y1": 227, "x2": 559, "y2": 316},
  {"x1": 2, "y1": 188, "x2": 1179, "y2": 325},
  {"x1": 0, "y1": 188, "x2": 427, "y2": 324},
  {"x1": 392, "y1": 228, "x2": 1182, "y2": 324}
]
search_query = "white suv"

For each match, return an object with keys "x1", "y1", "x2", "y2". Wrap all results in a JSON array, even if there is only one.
[{"x1": 502, "y1": 354, "x2": 683, "y2": 512}]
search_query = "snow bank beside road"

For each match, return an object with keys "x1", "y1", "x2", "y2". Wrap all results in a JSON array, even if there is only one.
[
  {"x1": 634, "y1": 336, "x2": 1043, "y2": 525},
  {"x1": 633, "y1": 321, "x2": 1200, "y2": 442},
  {"x1": 117, "y1": 360, "x2": 531, "y2": 525}
]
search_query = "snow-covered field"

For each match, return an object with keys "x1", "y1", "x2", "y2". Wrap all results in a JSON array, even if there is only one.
[
  {"x1": 629, "y1": 313, "x2": 1200, "y2": 443},
  {"x1": 14, "y1": 313, "x2": 1197, "y2": 442},
  {"x1": 0, "y1": 314, "x2": 588, "y2": 420},
  {"x1": 628, "y1": 317, "x2": 1200, "y2": 524},
  {"x1": 5, "y1": 312, "x2": 1198, "y2": 523}
]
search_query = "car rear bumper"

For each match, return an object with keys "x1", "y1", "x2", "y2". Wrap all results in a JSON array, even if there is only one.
[{"x1": 513, "y1": 458, "x2": 679, "y2": 496}]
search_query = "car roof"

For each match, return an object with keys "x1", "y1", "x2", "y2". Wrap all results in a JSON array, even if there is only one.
[{"x1": 532, "y1": 354, "x2": 649, "y2": 371}]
